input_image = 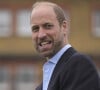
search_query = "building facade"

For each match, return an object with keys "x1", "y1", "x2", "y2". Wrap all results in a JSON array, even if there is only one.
[{"x1": 0, "y1": 0, "x2": 100, "y2": 90}]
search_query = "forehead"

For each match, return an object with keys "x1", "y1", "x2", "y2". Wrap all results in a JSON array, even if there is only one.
[
  {"x1": 32, "y1": 4, "x2": 55, "y2": 15},
  {"x1": 31, "y1": 5, "x2": 57, "y2": 24}
]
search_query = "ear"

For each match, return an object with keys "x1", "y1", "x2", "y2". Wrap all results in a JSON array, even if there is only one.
[{"x1": 62, "y1": 21, "x2": 68, "y2": 36}]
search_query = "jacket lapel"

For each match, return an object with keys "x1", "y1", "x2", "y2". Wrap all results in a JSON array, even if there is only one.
[{"x1": 47, "y1": 47, "x2": 76, "y2": 90}]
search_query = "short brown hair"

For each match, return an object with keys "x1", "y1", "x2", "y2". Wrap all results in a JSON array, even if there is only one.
[{"x1": 32, "y1": 1, "x2": 69, "y2": 25}]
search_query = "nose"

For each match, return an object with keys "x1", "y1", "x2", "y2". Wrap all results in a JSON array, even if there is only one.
[{"x1": 38, "y1": 28, "x2": 47, "y2": 39}]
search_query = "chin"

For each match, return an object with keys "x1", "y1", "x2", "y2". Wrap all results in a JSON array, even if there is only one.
[{"x1": 40, "y1": 51, "x2": 53, "y2": 58}]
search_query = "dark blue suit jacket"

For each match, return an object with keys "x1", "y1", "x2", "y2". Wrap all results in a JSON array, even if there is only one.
[{"x1": 36, "y1": 47, "x2": 100, "y2": 90}]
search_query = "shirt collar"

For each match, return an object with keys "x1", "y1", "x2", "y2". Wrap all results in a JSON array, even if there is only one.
[{"x1": 48, "y1": 44, "x2": 71, "y2": 64}]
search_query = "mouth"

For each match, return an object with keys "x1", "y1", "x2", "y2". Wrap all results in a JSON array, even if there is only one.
[
  {"x1": 39, "y1": 41, "x2": 52, "y2": 46},
  {"x1": 38, "y1": 40, "x2": 52, "y2": 51}
]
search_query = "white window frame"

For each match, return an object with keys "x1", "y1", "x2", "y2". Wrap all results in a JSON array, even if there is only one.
[
  {"x1": 15, "y1": 65, "x2": 38, "y2": 90},
  {"x1": 16, "y1": 9, "x2": 31, "y2": 37},
  {"x1": 0, "y1": 67, "x2": 11, "y2": 90},
  {"x1": 0, "y1": 9, "x2": 12, "y2": 37},
  {"x1": 92, "y1": 10, "x2": 100, "y2": 37}
]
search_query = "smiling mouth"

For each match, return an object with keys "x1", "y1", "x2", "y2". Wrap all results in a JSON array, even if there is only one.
[{"x1": 39, "y1": 41, "x2": 52, "y2": 46}]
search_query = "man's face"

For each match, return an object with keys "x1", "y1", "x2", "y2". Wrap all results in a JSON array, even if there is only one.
[{"x1": 30, "y1": 5, "x2": 67, "y2": 58}]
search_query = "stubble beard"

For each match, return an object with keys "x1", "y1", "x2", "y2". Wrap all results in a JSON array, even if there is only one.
[{"x1": 37, "y1": 39, "x2": 64, "y2": 59}]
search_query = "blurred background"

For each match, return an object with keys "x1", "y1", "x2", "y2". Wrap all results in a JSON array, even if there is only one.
[{"x1": 0, "y1": 0, "x2": 100, "y2": 90}]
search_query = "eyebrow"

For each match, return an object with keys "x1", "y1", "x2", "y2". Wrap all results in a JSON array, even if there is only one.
[
  {"x1": 42, "y1": 22, "x2": 53, "y2": 25},
  {"x1": 31, "y1": 22, "x2": 53, "y2": 26}
]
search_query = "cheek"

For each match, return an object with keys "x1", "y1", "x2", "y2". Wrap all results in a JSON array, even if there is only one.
[
  {"x1": 53, "y1": 30, "x2": 61, "y2": 40},
  {"x1": 32, "y1": 34, "x2": 37, "y2": 43}
]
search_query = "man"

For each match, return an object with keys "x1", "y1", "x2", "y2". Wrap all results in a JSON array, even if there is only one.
[{"x1": 30, "y1": 1, "x2": 100, "y2": 90}]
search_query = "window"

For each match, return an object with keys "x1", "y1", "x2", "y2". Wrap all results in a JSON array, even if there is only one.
[
  {"x1": 0, "y1": 67, "x2": 11, "y2": 90},
  {"x1": 16, "y1": 9, "x2": 31, "y2": 37},
  {"x1": 15, "y1": 65, "x2": 38, "y2": 90},
  {"x1": 0, "y1": 9, "x2": 12, "y2": 37},
  {"x1": 92, "y1": 10, "x2": 100, "y2": 37}
]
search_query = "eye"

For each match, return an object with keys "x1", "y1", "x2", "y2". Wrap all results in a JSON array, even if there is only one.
[
  {"x1": 43, "y1": 23, "x2": 54, "y2": 29},
  {"x1": 31, "y1": 25, "x2": 39, "y2": 32}
]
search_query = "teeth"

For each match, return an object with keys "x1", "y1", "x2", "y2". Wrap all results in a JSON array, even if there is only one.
[{"x1": 41, "y1": 42, "x2": 49, "y2": 46}]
